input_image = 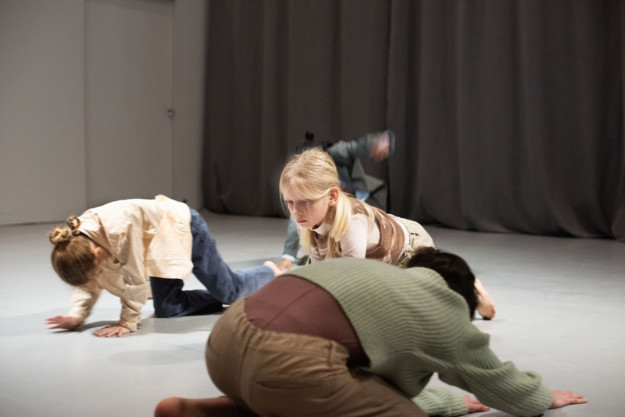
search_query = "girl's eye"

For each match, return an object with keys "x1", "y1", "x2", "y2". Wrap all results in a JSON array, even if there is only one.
[{"x1": 287, "y1": 200, "x2": 310, "y2": 210}]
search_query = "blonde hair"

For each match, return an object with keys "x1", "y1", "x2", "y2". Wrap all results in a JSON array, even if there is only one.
[
  {"x1": 49, "y1": 215, "x2": 94, "y2": 286},
  {"x1": 279, "y1": 148, "x2": 375, "y2": 258}
]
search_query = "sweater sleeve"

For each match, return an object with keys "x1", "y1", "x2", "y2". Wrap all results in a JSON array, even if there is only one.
[
  {"x1": 439, "y1": 330, "x2": 554, "y2": 416},
  {"x1": 412, "y1": 387, "x2": 469, "y2": 417},
  {"x1": 118, "y1": 278, "x2": 148, "y2": 331},
  {"x1": 67, "y1": 281, "x2": 103, "y2": 323},
  {"x1": 101, "y1": 212, "x2": 149, "y2": 332}
]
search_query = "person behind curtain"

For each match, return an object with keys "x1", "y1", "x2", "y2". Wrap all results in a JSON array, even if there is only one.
[
  {"x1": 154, "y1": 251, "x2": 586, "y2": 417},
  {"x1": 278, "y1": 129, "x2": 395, "y2": 272},
  {"x1": 46, "y1": 195, "x2": 278, "y2": 337},
  {"x1": 278, "y1": 147, "x2": 496, "y2": 319}
]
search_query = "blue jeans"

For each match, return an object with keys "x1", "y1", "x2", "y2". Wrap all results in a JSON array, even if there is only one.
[{"x1": 150, "y1": 208, "x2": 275, "y2": 318}]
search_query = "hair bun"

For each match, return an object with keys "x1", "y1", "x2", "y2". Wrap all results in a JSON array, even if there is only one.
[{"x1": 49, "y1": 227, "x2": 72, "y2": 246}]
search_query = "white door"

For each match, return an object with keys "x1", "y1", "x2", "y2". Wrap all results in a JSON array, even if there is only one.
[{"x1": 85, "y1": 0, "x2": 174, "y2": 207}]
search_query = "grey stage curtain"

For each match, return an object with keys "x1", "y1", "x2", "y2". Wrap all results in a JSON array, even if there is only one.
[
  {"x1": 203, "y1": 0, "x2": 625, "y2": 241},
  {"x1": 203, "y1": 1, "x2": 391, "y2": 216}
]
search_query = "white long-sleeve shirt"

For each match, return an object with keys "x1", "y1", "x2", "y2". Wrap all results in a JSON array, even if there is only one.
[{"x1": 68, "y1": 196, "x2": 192, "y2": 331}]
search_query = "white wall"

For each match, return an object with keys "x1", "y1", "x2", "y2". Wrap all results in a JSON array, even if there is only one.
[
  {"x1": 0, "y1": 0, "x2": 87, "y2": 224},
  {"x1": 171, "y1": 0, "x2": 208, "y2": 210},
  {"x1": 0, "y1": 0, "x2": 207, "y2": 225}
]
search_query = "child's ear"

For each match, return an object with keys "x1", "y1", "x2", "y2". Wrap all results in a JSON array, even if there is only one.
[
  {"x1": 328, "y1": 187, "x2": 339, "y2": 206},
  {"x1": 91, "y1": 243, "x2": 108, "y2": 261}
]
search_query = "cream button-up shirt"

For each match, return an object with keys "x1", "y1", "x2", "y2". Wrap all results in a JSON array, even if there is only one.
[{"x1": 68, "y1": 196, "x2": 192, "y2": 331}]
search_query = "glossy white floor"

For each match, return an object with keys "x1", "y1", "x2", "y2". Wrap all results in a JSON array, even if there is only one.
[{"x1": 1, "y1": 210, "x2": 623, "y2": 417}]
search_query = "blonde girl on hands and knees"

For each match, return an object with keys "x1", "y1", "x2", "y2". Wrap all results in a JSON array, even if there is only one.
[
  {"x1": 277, "y1": 129, "x2": 396, "y2": 272},
  {"x1": 278, "y1": 148, "x2": 496, "y2": 319}
]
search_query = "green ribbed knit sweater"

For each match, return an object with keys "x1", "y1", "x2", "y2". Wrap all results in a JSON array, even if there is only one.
[{"x1": 290, "y1": 258, "x2": 553, "y2": 416}]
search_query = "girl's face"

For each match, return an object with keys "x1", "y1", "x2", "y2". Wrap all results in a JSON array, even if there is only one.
[{"x1": 283, "y1": 186, "x2": 338, "y2": 230}]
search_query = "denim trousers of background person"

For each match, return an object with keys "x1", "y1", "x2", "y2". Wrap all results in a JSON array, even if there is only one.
[{"x1": 150, "y1": 208, "x2": 275, "y2": 318}]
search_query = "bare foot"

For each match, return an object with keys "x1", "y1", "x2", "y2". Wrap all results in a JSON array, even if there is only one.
[
  {"x1": 475, "y1": 278, "x2": 496, "y2": 319},
  {"x1": 155, "y1": 397, "x2": 185, "y2": 417},
  {"x1": 155, "y1": 396, "x2": 252, "y2": 417},
  {"x1": 264, "y1": 260, "x2": 282, "y2": 277}
]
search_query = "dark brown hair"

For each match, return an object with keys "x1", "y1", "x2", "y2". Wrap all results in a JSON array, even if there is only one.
[{"x1": 407, "y1": 247, "x2": 478, "y2": 319}]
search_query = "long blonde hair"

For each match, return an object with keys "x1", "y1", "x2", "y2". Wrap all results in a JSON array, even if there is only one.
[
  {"x1": 49, "y1": 215, "x2": 94, "y2": 286},
  {"x1": 279, "y1": 148, "x2": 375, "y2": 258}
]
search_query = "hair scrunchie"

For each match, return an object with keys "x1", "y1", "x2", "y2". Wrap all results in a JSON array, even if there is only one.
[{"x1": 66, "y1": 215, "x2": 82, "y2": 236}]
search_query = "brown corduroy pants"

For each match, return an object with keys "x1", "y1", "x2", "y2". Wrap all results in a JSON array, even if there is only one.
[{"x1": 205, "y1": 299, "x2": 426, "y2": 417}]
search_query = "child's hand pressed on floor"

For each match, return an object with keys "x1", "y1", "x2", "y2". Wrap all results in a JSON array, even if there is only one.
[
  {"x1": 94, "y1": 324, "x2": 130, "y2": 337},
  {"x1": 46, "y1": 315, "x2": 81, "y2": 330}
]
